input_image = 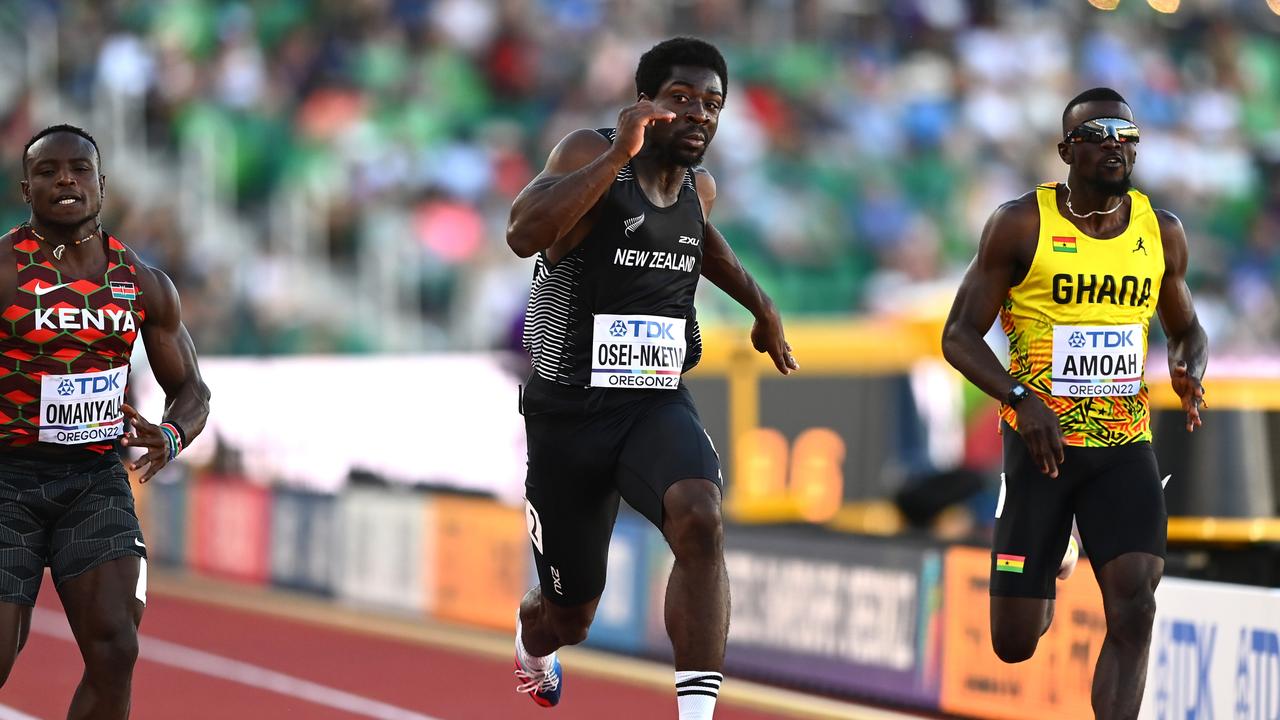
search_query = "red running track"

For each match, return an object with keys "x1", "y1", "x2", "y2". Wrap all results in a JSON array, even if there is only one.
[{"x1": 2, "y1": 587, "x2": 795, "y2": 720}]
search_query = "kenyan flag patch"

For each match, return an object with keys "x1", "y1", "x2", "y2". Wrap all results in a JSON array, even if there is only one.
[
  {"x1": 996, "y1": 554, "x2": 1026, "y2": 573},
  {"x1": 110, "y1": 281, "x2": 136, "y2": 300}
]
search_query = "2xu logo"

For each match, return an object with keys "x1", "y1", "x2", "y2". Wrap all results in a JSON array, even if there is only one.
[{"x1": 525, "y1": 500, "x2": 563, "y2": 595}]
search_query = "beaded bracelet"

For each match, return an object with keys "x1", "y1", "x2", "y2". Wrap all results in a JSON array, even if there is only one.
[{"x1": 159, "y1": 422, "x2": 185, "y2": 461}]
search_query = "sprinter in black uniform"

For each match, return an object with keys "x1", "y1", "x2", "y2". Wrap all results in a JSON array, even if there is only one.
[{"x1": 506, "y1": 38, "x2": 795, "y2": 719}]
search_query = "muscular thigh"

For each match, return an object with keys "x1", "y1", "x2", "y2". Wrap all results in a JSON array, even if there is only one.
[
  {"x1": 991, "y1": 425, "x2": 1077, "y2": 599},
  {"x1": 58, "y1": 555, "x2": 144, "y2": 653},
  {"x1": 615, "y1": 387, "x2": 722, "y2": 529},
  {"x1": 1073, "y1": 442, "x2": 1166, "y2": 572}
]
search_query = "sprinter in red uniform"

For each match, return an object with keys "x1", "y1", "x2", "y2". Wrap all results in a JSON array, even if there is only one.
[{"x1": 0, "y1": 124, "x2": 211, "y2": 719}]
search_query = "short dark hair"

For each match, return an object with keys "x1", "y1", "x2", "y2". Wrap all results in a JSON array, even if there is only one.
[
  {"x1": 1063, "y1": 87, "x2": 1129, "y2": 128},
  {"x1": 635, "y1": 37, "x2": 728, "y2": 99},
  {"x1": 23, "y1": 124, "x2": 101, "y2": 174}
]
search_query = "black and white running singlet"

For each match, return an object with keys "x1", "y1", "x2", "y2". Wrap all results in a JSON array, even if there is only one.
[{"x1": 521, "y1": 128, "x2": 705, "y2": 389}]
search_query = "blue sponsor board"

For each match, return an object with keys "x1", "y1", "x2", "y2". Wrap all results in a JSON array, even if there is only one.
[
  {"x1": 582, "y1": 511, "x2": 651, "y2": 654},
  {"x1": 1143, "y1": 577, "x2": 1280, "y2": 720},
  {"x1": 718, "y1": 528, "x2": 942, "y2": 709},
  {"x1": 270, "y1": 487, "x2": 339, "y2": 596},
  {"x1": 1152, "y1": 618, "x2": 1217, "y2": 720},
  {"x1": 638, "y1": 524, "x2": 942, "y2": 708},
  {"x1": 1235, "y1": 626, "x2": 1280, "y2": 720}
]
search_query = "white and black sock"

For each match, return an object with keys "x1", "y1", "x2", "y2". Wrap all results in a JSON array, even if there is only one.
[
  {"x1": 516, "y1": 618, "x2": 554, "y2": 672},
  {"x1": 675, "y1": 670, "x2": 722, "y2": 719}
]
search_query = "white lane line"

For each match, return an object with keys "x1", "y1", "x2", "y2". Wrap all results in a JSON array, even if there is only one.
[
  {"x1": 31, "y1": 609, "x2": 443, "y2": 720},
  {"x1": 0, "y1": 704, "x2": 42, "y2": 720}
]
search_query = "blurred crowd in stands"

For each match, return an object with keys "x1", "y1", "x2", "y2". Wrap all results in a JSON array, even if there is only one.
[{"x1": 0, "y1": 0, "x2": 1278, "y2": 355}]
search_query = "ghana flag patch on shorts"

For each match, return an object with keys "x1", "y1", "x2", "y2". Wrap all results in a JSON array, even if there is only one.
[
  {"x1": 1052, "y1": 236, "x2": 1077, "y2": 253},
  {"x1": 996, "y1": 554, "x2": 1026, "y2": 573}
]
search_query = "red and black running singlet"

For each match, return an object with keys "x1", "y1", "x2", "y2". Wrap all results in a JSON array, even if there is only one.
[{"x1": 0, "y1": 225, "x2": 145, "y2": 452}]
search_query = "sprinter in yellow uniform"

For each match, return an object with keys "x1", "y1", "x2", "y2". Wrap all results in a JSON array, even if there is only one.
[{"x1": 941, "y1": 88, "x2": 1208, "y2": 720}]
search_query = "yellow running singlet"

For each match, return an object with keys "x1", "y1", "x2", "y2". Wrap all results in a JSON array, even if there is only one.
[{"x1": 999, "y1": 183, "x2": 1165, "y2": 447}]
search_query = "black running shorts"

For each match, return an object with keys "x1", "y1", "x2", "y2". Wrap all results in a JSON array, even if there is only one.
[
  {"x1": 991, "y1": 423, "x2": 1166, "y2": 599},
  {"x1": 0, "y1": 450, "x2": 147, "y2": 606},
  {"x1": 521, "y1": 376, "x2": 722, "y2": 607}
]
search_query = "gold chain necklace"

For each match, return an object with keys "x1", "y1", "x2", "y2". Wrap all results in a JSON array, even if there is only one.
[{"x1": 25, "y1": 223, "x2": 99, "y2": 260}]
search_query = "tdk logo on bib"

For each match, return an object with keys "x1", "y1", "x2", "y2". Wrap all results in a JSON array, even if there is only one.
[
  {"x1": 610, "y1": 319, "x2": 676, "y2": 340},
  {"x1": 1067, "y1": 329, "x2": 1134, "y2": 349},
  {"x1": 57, "y1": 374, "x2": 122, "y2": 396}
]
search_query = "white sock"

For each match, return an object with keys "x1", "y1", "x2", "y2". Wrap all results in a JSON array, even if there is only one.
[
  {"x1": 516, "y1": 617, "x2": 554, "y2": 672},
  {"x1": 675, "y1": 671, "x2": 722, "y2": 719}
]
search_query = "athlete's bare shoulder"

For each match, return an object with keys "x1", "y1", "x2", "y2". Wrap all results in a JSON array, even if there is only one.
[
  {"x1": 989, "y1": 190, "x2": 1040, "y2": 233},
  {"x1": 693, "y1": 167, "x2": 716, "y2": 219},
  {"x1": 1153, "y1": 208, "x2": 1189, "y2": 271},
  {"x1": 979, "y1": 190, "x2": 1040, "y2": 267},
  {"x1": 542, "y1": 129, "x2": 614, "y2": 176},
  {"x1": 0, "y1": 227, "x2": 21, "y2": 309},
  {"x1": 1153, "y1": 208, "x2": 1185, "y2": 236},
  {"x1": 129, "y1": 255, "x2": 181, "y2": 328}
]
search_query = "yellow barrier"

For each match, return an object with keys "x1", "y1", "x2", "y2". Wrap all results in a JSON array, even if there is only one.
[
  {"x1": 1167, "y1": 516, "x2": 1280, "y2": 544},
  {"x1": 697, "y1": 320, "x2": 1280, "y2": 527},
  {"x1": 699, "y1": 320, "x2": 1280, "y2": 409}
]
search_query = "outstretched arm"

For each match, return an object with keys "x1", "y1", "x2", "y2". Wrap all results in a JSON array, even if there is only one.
[
  {"x1": 1155, "y1": 210, "x2": 1208, "y2": 432},
  {"x1": 123, "y1": 264, "x2": 211, "y2": 481},
  {"x1": 696, "y1": 171, "x2": 795, "y2": 375}
]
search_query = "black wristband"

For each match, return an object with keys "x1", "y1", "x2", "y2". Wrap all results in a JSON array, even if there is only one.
[{"x1": 1006, "y1": 384, "x2": 1031, "y2": 407}]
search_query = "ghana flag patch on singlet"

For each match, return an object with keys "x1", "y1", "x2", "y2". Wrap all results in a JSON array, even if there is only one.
[
  {"x1": 1052, "y1": 236, "x2": 1077, "y2": 253},
  {"x1": 996, "y1": 554, "x2": 1026, "y2": 573}
]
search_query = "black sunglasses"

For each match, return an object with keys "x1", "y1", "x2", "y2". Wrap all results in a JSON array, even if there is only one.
[{"x1": 1065, "y1": 117, "x2": 1140, "y2": 144}]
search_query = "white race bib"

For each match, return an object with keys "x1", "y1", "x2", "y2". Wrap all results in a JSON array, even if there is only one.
[
  {"x1": 1051, "y1": 324, "x2": 1143, "y2": 397},
  {"x1": 591, "y1": 314, "x2": 686, "y2": 389},
  {"x1": 39, "y1": 366, "x2": 127, "y2": 444}
]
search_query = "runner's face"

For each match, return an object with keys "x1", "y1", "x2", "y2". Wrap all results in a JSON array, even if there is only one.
[
  {"x1": 1059, "y1": 100, "x2": 1136, "y2": 196},
  {"x1": 646, "y1": 66, "x2": 723, "y2": 167},
  {"x1": 22, "y1": 133, "x2": 104, "y2": 228}
]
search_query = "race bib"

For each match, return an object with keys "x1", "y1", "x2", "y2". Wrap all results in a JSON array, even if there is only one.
[
  {"x1": 591, "y1": 314, "x2": 686, "y2": 389},
  {"x1": 1051, "y1": 324, "x2": 1143, "y2": 397},
  {"x1": 39, "y1": 366, "x2": 127, "y2": 444}
]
